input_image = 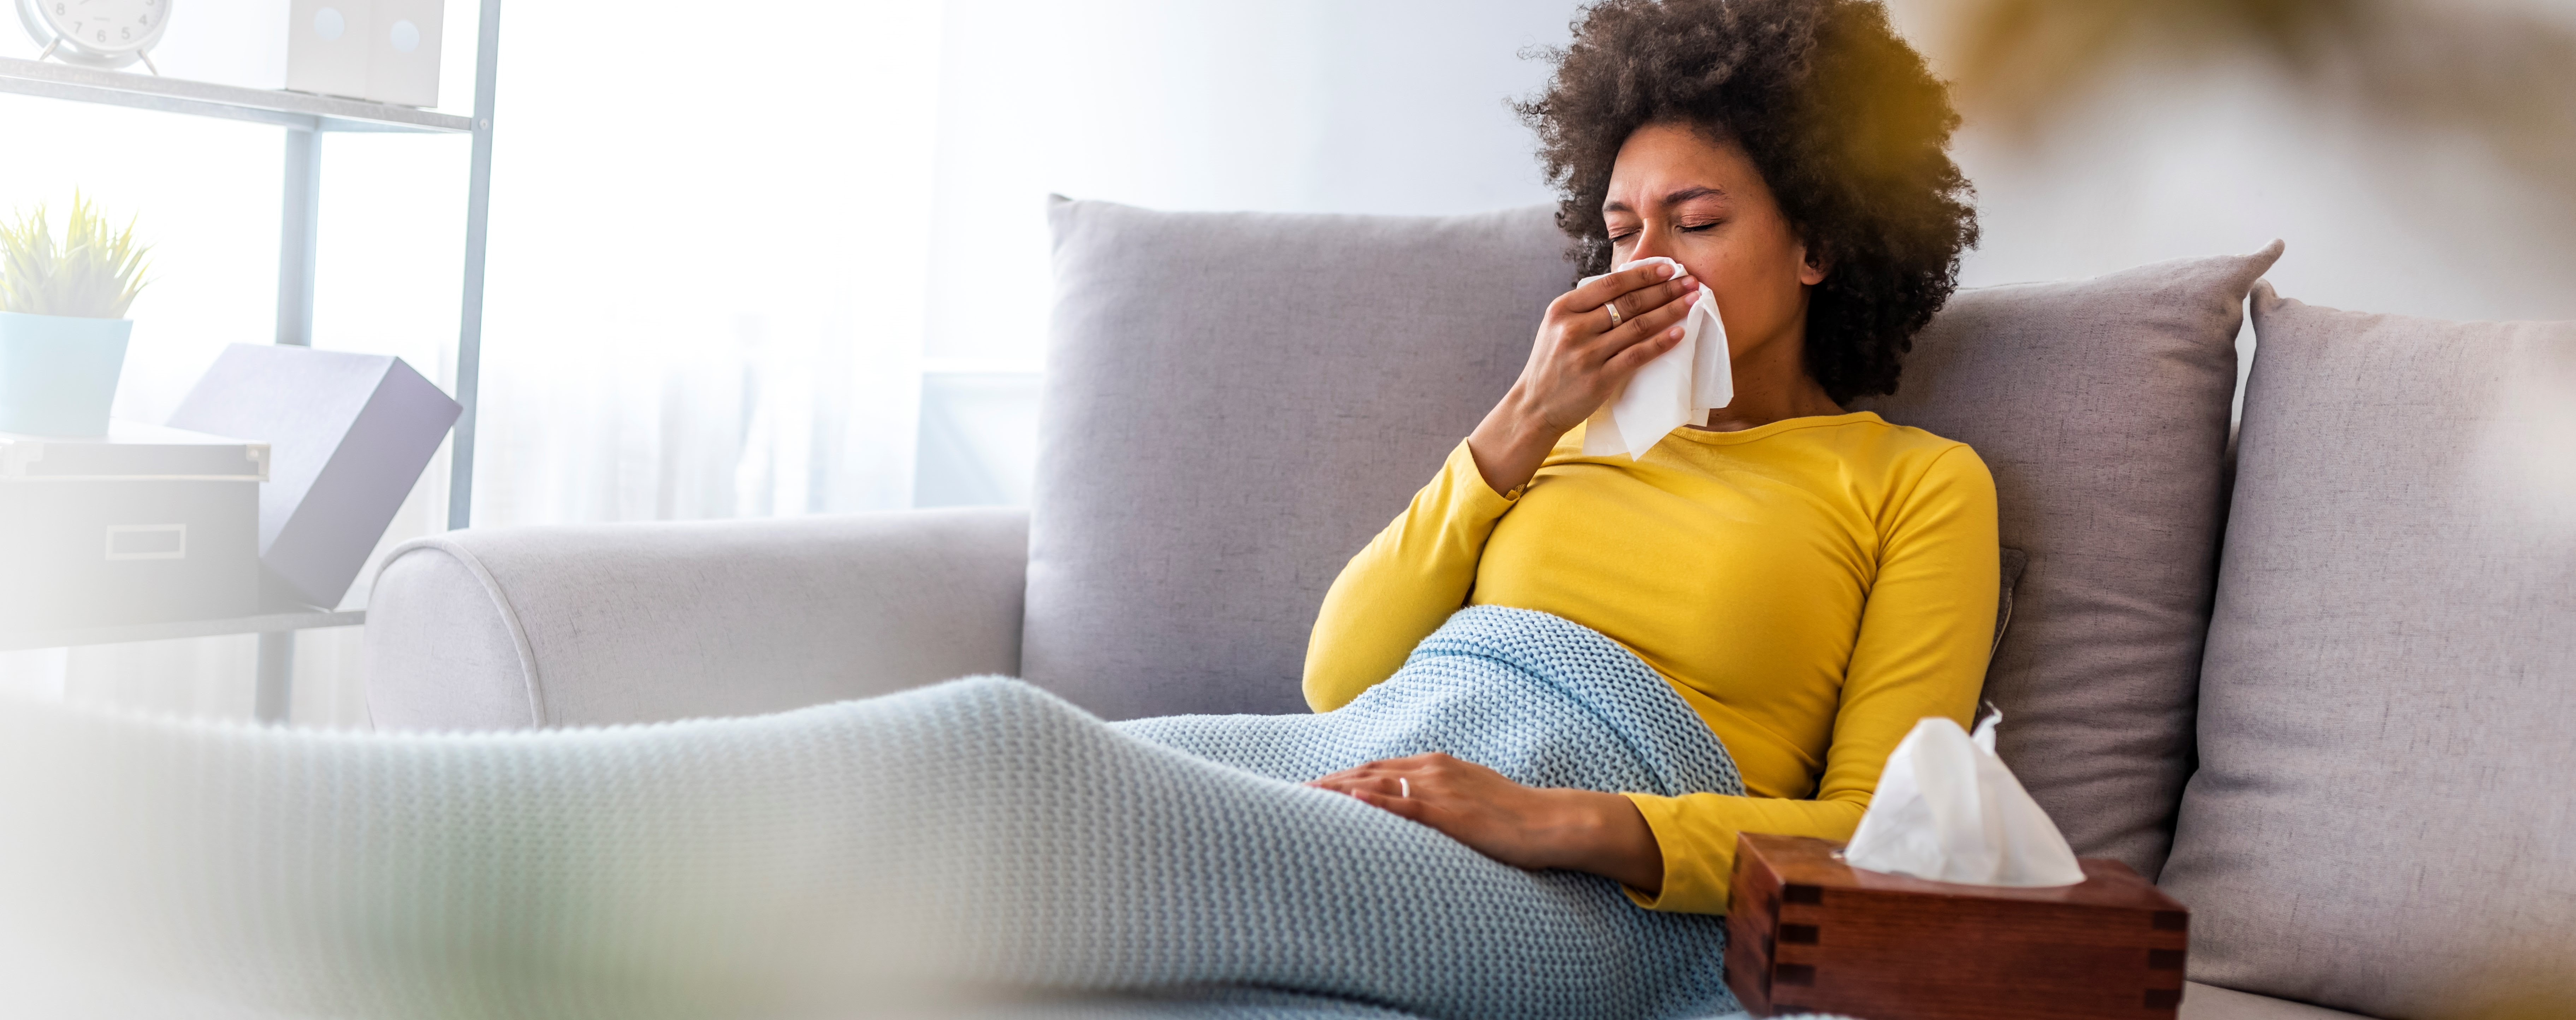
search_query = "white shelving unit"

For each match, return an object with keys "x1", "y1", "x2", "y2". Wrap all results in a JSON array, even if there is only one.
[{"x1": 0, "y1": 3, "x2": 501, "y2": 722}]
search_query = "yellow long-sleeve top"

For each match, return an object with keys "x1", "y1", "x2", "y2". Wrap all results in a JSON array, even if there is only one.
[{"x1": 1303, "y1": 411, "x2": 1999, "y2": 915}]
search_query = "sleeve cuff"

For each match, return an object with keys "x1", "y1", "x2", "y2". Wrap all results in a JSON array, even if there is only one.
[
  {"x1": 1618, "y1": 792, "x2": 1740, "y2": 915},
  {"x1": 1446, "y1": 438, "x2": 1525, "y2": 506}
]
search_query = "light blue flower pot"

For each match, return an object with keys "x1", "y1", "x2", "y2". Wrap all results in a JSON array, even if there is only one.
[{"x1": 0, "y1": 311, "x2": 133, "y2": 436}]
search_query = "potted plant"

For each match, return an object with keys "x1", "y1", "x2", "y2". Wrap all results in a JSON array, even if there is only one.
[{"x1": 0, "y1": 193, "x2": 152, "y2": 436}]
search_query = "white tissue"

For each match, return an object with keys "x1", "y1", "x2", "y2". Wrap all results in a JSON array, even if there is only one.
[
  {"x1": 1576, "y1": 256, "x2": 1731, "y2": 460},
  {"x1": 1841, "y1": 712, "x2": 2088, "y2": 888}
]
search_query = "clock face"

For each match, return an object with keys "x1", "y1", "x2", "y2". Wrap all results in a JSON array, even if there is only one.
[{"x1": 34, "y1": 0, "x2": 165, "y2": 55}]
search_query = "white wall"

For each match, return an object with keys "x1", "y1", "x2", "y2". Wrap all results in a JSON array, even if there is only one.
[{"x1": 923, "y1": 0, "x2": 1577, "y2": 366}]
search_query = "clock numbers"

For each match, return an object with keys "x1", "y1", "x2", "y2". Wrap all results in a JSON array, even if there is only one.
[{"x1": 34, "y1": 0, "x2": 170, "y2": 59}]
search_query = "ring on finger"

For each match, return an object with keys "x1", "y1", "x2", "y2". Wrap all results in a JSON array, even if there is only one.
[
  {"x1": 1603, "y1": 301, "x2": 1623, "y2": 329},
  {"x1": 1399, "y1": 777, "x2": 1410, "y2": 799}
]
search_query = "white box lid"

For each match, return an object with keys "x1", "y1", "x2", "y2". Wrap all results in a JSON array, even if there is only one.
[{"x1": 0, "y1": 421, "x2": 271, "y2": 482}]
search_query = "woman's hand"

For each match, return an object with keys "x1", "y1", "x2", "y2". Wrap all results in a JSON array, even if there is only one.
[
  {"x1": 1307, "y1": 752, "x2": 1666, "y2": 894},
  {"x1": 1466, "y1": 263, "x2": 1701, "y2": 496}
]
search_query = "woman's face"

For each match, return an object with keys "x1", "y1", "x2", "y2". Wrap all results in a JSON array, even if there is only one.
[{"x1": 1601, "y1": 122, "x2": 1825, "y2": 369}]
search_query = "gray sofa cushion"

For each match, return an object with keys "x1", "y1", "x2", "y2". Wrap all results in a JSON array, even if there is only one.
[
  {"x1": 2157, "y1": 286, "x2": 2576, "y2": 1019},
  {"x1": 1850, "y1": 245, "x2": 2280, "y2": 880},
  {"x1": 1024, "y1": 199, "x2": 1575, "y2": 718}
]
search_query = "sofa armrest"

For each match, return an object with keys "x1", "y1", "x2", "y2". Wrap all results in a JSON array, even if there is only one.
[{"x1": 363, "y1": 507, "x2": 1028, "y2": 730}]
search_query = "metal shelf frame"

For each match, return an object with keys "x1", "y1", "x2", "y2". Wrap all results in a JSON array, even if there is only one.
[
  {"x1": 0, "y1": 56, "x2": 473, "y2": 133},
  {"x1": 0, "y1": 4, "x2": 501, "y2": 722},
  {"x1": 0, "y1": 607, "x2": 364, "y2": 653}
]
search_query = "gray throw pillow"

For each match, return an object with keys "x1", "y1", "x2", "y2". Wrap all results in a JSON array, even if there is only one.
[
  {"x1": 1023, "y1": 199, "x2": 1575, "y2": 719},
  {"x1": 1850, "y1": 243, "x2": 2281, "y2": 880},
  {"x1": 2156, "y1": 285, "x2": 2576, "y2": 1018}
]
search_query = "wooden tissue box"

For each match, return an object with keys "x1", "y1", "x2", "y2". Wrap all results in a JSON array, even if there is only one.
[{"x1": 1725, "y1": 833, "x2": 2190, "y2": 1020}]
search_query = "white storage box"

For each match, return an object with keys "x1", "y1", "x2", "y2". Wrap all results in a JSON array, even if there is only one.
[
  {"x1": 0, "y1": 423, "x2": 269, "y2": 631},
  {"x1": 286, "y1": 0, "x2": 445, "y2": 107}
]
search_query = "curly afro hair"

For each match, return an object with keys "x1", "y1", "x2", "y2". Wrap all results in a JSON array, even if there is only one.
[{"x1": 1518, "y1": 0, "x2": 1977, "y2": 404}]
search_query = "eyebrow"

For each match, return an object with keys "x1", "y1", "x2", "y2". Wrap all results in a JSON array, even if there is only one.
[{"x1": 1601, "y1": 186, "x2": 1730, "y2": 214}]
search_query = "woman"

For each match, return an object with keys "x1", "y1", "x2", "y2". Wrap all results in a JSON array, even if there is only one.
[{"x1": 1303, "y1": 0, "x2": 1993, "y2": 915}]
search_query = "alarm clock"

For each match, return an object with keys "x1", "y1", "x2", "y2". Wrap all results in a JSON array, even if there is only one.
[{"x1": 14, "y1": 0, "x2": 170, "y2": 73}]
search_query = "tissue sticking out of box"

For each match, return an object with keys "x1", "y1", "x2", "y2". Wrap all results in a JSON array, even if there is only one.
[
  {"x1": 1842, "y1": 711, "x2": 2087, "y2": 887},
  {"x1": 1577, "y1": 256, "x2": 1731, "y2": 461}
]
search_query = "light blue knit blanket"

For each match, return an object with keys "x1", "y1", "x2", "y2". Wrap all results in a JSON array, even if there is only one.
[
  {"x1": 1049, "y1": 603, "x2": 1755, "y2": 1019},
  {"x1": 0, "y1": 605, "x2": 1826, "y2": 1020}
]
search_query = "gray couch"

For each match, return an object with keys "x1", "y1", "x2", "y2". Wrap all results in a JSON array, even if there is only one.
[{"x1": 366, "y1": 200, "x2": 2574, "y2": 1020}]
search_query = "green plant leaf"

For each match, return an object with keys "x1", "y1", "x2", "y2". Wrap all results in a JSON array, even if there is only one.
[{"x1": 0, "y1": 190, "x2": 153, "y2": 319}]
